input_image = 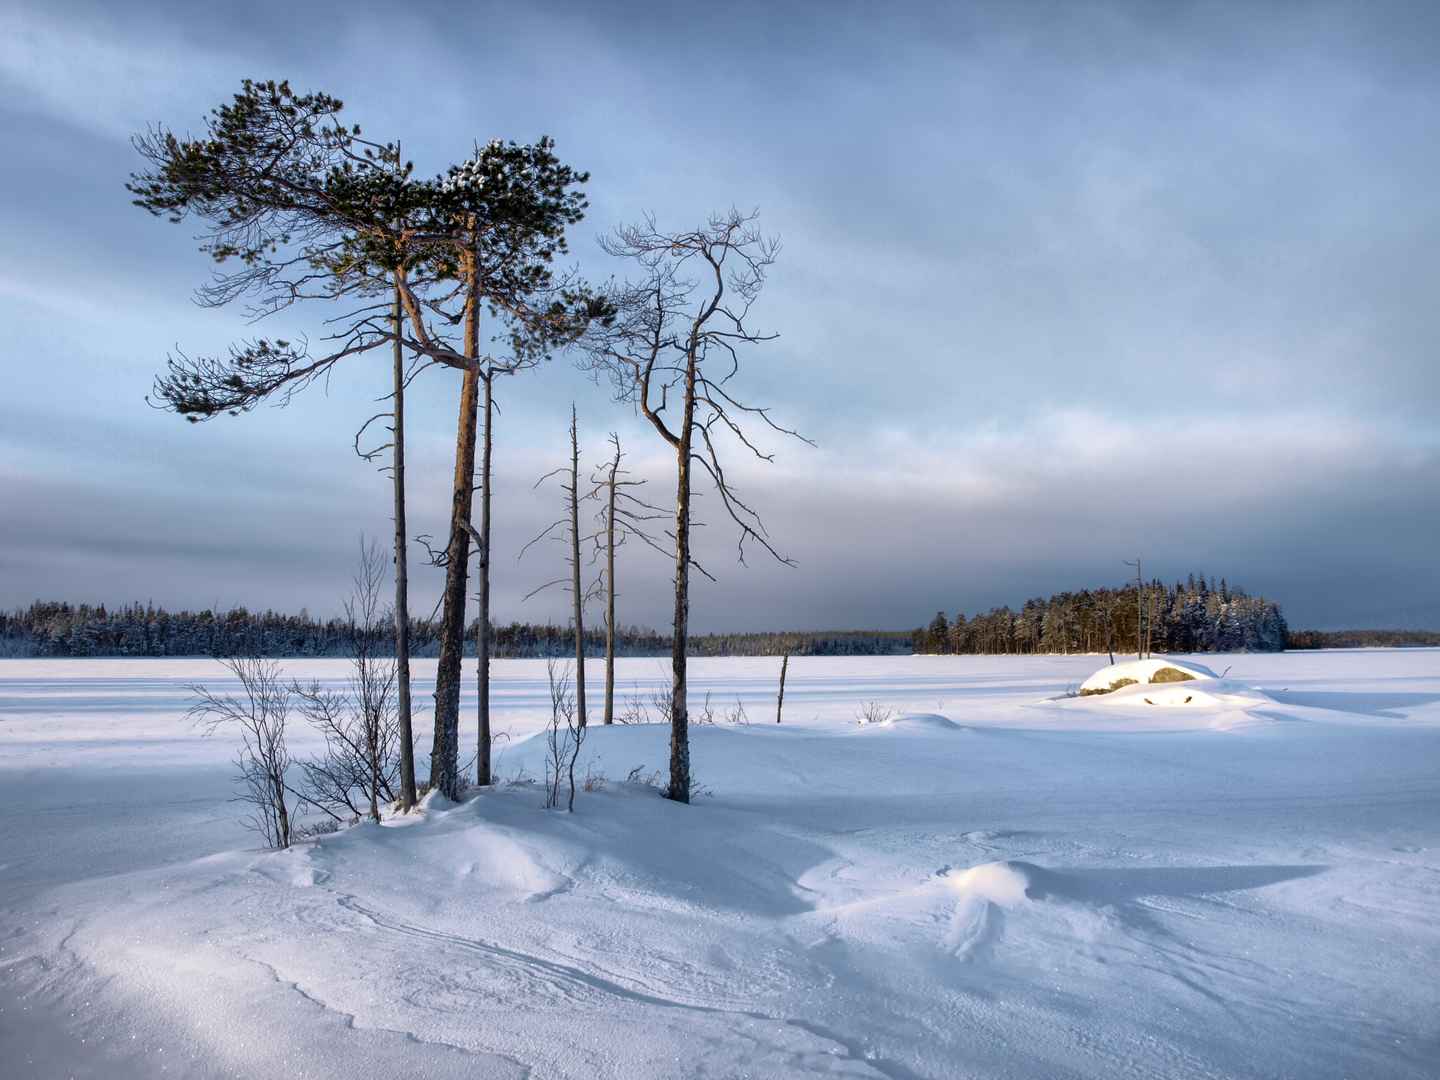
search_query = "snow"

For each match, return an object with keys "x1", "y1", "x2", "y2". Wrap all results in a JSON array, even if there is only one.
[
  {"x1": 2, "y1": 651, "x2": 1439, "y2": 1078},
  {"x1": 1078, "y1": 656, "x2": 1219, "y2": 693},
  {"x1": 858, "y1": 711, "x2": 964, "y2": 730}
]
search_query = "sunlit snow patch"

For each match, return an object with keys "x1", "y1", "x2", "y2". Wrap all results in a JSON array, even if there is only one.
[
  {"x1": 1080, "y1": 657, "x2": 1219, "y2": 696},
  {"x1": 860, "y1": 712, "x2": 964, "y2": 731}
]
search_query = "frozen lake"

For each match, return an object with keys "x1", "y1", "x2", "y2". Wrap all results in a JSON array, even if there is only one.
[{"x1": 2, "y1": 651, "x2": 1438, "y2": 1078}]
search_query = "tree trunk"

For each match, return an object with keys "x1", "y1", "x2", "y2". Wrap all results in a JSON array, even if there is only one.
[
  {"x1": 776, "y1": 653, "x2": 788, "y2": 723},
  {"x1": 604, "y1": 447, "x2": 617, "y2": 726},
  {"x1": 569, "y1": 406, "x2": 587, "y2": 728},
  {"x1": 1134, "y1": 558, "x2": 1144, "y2": 660},
  {"x1": 667, "y1": 354, "x2": 697, "y2": 803},
  {"x1": 476, "y1": 372, "x2": 493, "y2": 785},
  {"x1": 272, "y1": 770, "x2": 291, "y2": 849},
  {"x1": 392, "y1": 282, "x2": 417, "y2": 810},
  {"x1": 429, "y1": 242, "x2": 480, "y2": 801},
  {"x1": 368, "y1": 720, "x2": 380, "y2": 823}
]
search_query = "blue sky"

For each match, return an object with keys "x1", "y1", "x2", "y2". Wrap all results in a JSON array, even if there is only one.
[{"x1": 2, "y1": 0, "x2": 1437, "y2": 630}]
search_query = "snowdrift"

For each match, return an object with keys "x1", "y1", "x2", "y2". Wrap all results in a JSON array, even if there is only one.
[{"x1": 858, "y1": 712, "x2": 964, "y2": 731}]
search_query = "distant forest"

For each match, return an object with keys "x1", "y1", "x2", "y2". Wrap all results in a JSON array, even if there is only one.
[
  {"x1": 917, "y1": 575, "x2": 1289, "y2": 655},
  {"x1": 3, "y1": 591, "x2": 1435, "y2": 660},
  {"x1": 0, "y1": 602, "x2": 910, "y2": 659},
  {"x1": 1285, "y1": 628, "x2": 1440, "y2": 649}
]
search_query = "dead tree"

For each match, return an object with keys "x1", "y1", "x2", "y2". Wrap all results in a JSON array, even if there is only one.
[
  {"x1": 1124, "y1": 557, "x2": 1145, "y2": 659},
  {"x1": 390, "y1": 283, "x2": 417, "y2": 808},
  {"x1": 569, "y1": 408, "x2": 586, "y2": 726},
  {"x1": 520, "y1": 406, "x2": 600, "y2": 727},
  {"x1": 776, "y1": 653, "x2": 789, "y2": 723},
  {"x1": 352, "y1": 287, "x2": 423, "y2": 810},
  {"x1": 582, "y1": 210, "x2": 810, "y2": 803},
  {"x1": 188, "y1": 657, "x2": 294, "y2": 849},
  {"x1": 588, "y1": 434, "x2": 667, "y2": 725}
]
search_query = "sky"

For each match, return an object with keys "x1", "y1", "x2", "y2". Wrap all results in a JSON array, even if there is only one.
[{"x1": 1, "y1": 0, "x2": 1437, "y2": 632}]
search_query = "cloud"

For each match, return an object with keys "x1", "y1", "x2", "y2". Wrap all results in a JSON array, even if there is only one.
[
  {"x1": 0, "y1": 6, "x2": 252, "y2": 141},
  {"x1": 2, "y1": 0, "x2": 1438, "y2": 630}
]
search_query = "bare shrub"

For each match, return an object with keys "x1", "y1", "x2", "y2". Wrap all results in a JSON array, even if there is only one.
[
  {"x1": 294, "y1": 819, "x2": 342, "y2": 840},
  {"x1": 189, "y1": 657, "x2": 294, "y2": 849},
  {"x1": 544, "y1": 659, "x2": 586, "y2": 812},
  {"x1": 725, "y1": 698, "x2": 750, "y2": 725},
  {"x1": 625, "y1": 764, "x2": 664, "y2": 788},
  {"x1": 292, "y1": 540, "x2": 399, "y2": 823},
  {"x1": 695, "y1": 690, "x2": 717, "y2": 725},
  {"x1": 617, "y1": 686, "x2": 649, "y2": 725},
  {"x1": 856, "y1": 700, "x2": 896, "y2": 727},
  {"x1": 648, "y1": 680, "x2": 674, "y2": 725},
  {"x1": 615, "y1": 672, "x2": 673, "y2": 725}
]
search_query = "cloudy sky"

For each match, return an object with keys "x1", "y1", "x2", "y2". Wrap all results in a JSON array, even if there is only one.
[{"x1": 2, "y1": 0, "x2": 1437, "y2": 631}]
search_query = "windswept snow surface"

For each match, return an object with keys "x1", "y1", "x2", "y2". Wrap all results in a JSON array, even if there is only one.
[{"x1": 2, "y1": 651, "x2": 1439, "y2": 1078}]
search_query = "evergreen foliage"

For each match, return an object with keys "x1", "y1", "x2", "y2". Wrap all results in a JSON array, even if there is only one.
[
  {"x1": 0, "y1": 602, "x2": 911, "y2": 659},
  {"x1": 914, "y1": 575, "x2": 1290, "y2": 654}
]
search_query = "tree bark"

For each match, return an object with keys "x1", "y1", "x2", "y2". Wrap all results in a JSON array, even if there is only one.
[
  {"x1": 668, "y1": 355, "x2": 697, "y2": 803},
  {"x1": 392, "y1": 282, "x2": 417, "y2": 810},
  {"x1": 569, "y1": 406, "x2": 587, "y2": 728},
  {"x1": 429, "y1": 240, "x2": 480, "y2": 801},
  {"x1": 776, "y1": 653, "x2": 788, "y2": 724},
  {"x1": 476, "y1": 371, "x2": 493, "y2": 785}
]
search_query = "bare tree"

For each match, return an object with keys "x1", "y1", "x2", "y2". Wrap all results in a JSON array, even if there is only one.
[
  {"x1": 352, "y1": 288, "x2": 423, "y2": 809},
  {"x1": 520, "y1": 406, "x2": 599, "y2": 727},
  {"x1": 293, "y1": 539, "x2": 399, "y2": 823},
  {"x1": 582, "y1": 210, "x2": 809, "y2": 802},
  {"x1": 390, "y1": 280, "x2": 417, "y2": 808},
  {"x1": 568, "y1": 408, "x2": 588, "y2": 728},
  {"x1": 188, "y1": 657, "x2": 294, "y2": 849},
  {"x1": 1124, "y1": 557, "x2": 1145, "y2": 659},
  {"x1": 588, "y1": 433, "x2": 667, "y2": 725}
]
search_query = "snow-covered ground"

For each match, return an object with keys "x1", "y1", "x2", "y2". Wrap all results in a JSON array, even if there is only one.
[{"x1": 2, "y1": 651, "x2": 1438, "y2": 1078}]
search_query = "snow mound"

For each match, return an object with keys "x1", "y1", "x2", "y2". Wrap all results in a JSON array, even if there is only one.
[
  {"x1": 1081, "y1": 676, "x2": 1272, "y2": 712},
  {"x1": 1080, "y1": 657, "x2": 1219, "y2": 696},
  {"x1": 946, "y1": 860, "x2": 1036, "y2": 906},
  {"x1": 864, "y1": 712, "x2": 964, "y2": 731},
  {"x1": 941, "y1": 860, "x2": 1054, "y2": 959}
]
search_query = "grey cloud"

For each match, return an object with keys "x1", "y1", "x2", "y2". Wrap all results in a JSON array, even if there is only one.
[{"x1": 2, "y1": 0, "x2": 1437, "y2": 630}]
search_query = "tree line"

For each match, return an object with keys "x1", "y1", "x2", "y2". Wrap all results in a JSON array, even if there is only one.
[
  {"x1": 0, "y1": 601, "x2": 911, "y2": 660},
  {"x1": 1286, "y1": 628, "x2": 1440, "y2": 649},
  {"x1": 916, "y1": 575, "x2": 1290, "y2": 655}
]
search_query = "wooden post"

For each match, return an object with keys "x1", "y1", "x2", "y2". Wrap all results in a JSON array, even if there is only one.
[{"x1": 776, "y1": 653, "x2": 789, "y2": 724}]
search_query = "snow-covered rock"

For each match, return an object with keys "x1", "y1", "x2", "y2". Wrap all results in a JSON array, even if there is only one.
[{"x1": 1080, "y1": 657, "x2": 1218, "y2": 695}]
